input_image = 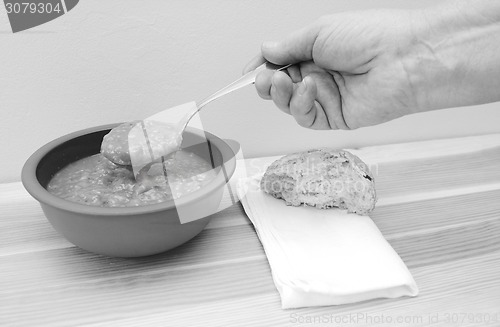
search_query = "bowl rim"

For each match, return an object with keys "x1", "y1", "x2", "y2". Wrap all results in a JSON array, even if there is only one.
[{"x1": 21, "y1": 123, "x2": 236, "y2": 216}]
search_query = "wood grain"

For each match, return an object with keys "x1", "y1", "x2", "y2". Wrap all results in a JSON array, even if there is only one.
[{"x1": 1, "y1": 134, "x2": 500, "y2": 327}]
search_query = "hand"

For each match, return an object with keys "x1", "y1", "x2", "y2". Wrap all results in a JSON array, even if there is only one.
[{"x1": 244, "y1": 9, "x2": 423, "y2": 130}]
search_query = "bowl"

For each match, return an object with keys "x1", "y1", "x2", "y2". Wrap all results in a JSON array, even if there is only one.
[{"x1": 21, "y1": 124, "x2": 236, "y2": 257}]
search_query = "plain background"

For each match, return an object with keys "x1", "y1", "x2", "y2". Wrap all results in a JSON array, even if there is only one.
[{"x1": 1, "y1": 0, "x2": 500, "y2": 183}]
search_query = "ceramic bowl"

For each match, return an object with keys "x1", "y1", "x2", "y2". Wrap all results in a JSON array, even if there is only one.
[{"x1": 22, "y1": 124, "x2": 236, "y2": 257}]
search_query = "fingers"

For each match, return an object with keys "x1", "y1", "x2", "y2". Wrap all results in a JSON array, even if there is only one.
[
  {"x1": 255, "y1": 70, "x2": 294, "y2": 115},
  {"x1": 287, "y1": 65, "x2": 303, "y2": 83},
  {"x1": 243, "y1": 21, "x2": 321, "y2": 74},
  {"x1": 254, "y1": 66, "x2": 347, "y2": 131},
  {"x1": 289, "y1": 74, "x2": 348, "y2": 130},
  {"x1": 261, "y1": 22, "x2": 322, "y2": 65},
  {"x1": 316, "y1": 73, "x2": 348, "y2": 130},
  {"x1": 254, "y1": 69, "x2": 274, "y2": 100},
  {"x1": 289, "y1": 76, "x2": 322, "y2": 129},
  {"x1": 270, "y1": 72, "x2": 294, "y2": 115},
  {"x1": 242, "y1": 55, "x2": 266, "y2": 74}
]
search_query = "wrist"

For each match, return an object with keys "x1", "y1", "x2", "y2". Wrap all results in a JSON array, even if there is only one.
[{"x1": 402, "y1": 1, "x2": 500, "y2": 112}]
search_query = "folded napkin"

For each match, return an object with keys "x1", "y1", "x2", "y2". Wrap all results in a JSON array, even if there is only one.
[{"x1": 238, "y1": 174, "x2": 418, "y2": 309}]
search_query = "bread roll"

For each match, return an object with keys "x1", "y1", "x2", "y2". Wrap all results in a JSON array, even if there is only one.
[{"x1": 260, "y1": 149, "x2": 376, "y2": 215}]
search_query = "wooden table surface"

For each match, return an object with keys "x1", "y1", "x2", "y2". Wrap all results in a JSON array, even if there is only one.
[{"x1": 1, "y1": 134, "x2": 500, "y2": 327}]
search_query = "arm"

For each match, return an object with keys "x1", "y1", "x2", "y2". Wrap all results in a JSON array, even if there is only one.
[{"x1": 407, "y1": 0, "x2": 500, "y2": 111}]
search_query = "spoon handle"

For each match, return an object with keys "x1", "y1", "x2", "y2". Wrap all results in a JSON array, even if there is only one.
[
  {"x1": 178, "y1": 62, "x2": 292, "y2": 132},
  {"x1": 198, "y1": 62, "x2": 291, "y2": 109}
]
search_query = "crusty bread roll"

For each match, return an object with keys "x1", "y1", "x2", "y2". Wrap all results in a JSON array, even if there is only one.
[{"x1": 260, "y1": 149, "x2": 377, "y2": 215}]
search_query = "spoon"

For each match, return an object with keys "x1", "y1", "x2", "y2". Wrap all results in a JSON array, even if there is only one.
[
  {"x1": 101, "y1": 62, "x2": 291, "y2": 178},
  {"x1": 176, "y1": 62, "x2": 291, "y2": 139}
]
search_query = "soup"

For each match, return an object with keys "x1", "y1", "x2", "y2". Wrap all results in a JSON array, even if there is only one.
[{"x1": 47, "y1": 151, "x2": 217, "y2": 207}]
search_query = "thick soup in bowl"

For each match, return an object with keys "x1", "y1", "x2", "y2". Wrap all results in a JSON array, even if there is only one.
[
  {"x1": 47, "y1": 151, "x2": 217, "y2": 207},
  {"x1": 46, "y1": 121, "x2": 218, "y2": 207},
  {"x1": 21, "y1": 124, "x2": 236, "y2": 257}
]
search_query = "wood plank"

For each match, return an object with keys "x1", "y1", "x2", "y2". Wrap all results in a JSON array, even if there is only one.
[
  {"x1": 2, "y1": 134, "x2": 500, "y2": 326},
  {"x1": 2, "y1": 195, "x2": 499, "y2": 325},
  {"x1": 373, "y1": 146, "x2": 500, "y2": 198},
  {"x1": 3, "y1": 251, "x2": 497, "y2": 327},
  {"x1": 348, "y1": 133, "x2": 500, "y2": 164},
  {"x1": 2, "y1": 185, "x2": 499, "y2": 288}
]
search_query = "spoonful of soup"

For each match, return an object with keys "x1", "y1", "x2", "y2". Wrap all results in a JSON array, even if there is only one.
[
  {"x1": 101, "y1": 120, "x2": 181, "y2": 167},
  {"x1": 101, "y1": 62, "x2": 291, "y2": 177}
]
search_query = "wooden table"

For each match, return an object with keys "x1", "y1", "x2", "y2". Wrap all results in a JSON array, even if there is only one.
[{"x1": 2, "y1": 134, "x2": 500, "y2": 327}]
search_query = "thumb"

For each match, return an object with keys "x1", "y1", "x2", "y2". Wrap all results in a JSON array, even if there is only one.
[{"x1": 262, "y1": 22, "x2": 322, "y2": 65}]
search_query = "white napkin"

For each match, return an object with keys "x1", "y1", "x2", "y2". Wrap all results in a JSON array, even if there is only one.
[{"x1": 238, "y1": 174, "x2": 418, "y2": 309}]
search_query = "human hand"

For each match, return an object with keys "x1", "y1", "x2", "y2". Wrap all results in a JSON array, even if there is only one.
[{"x1": 244, "y1": 9, "x2": 424, "y2": 130}]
